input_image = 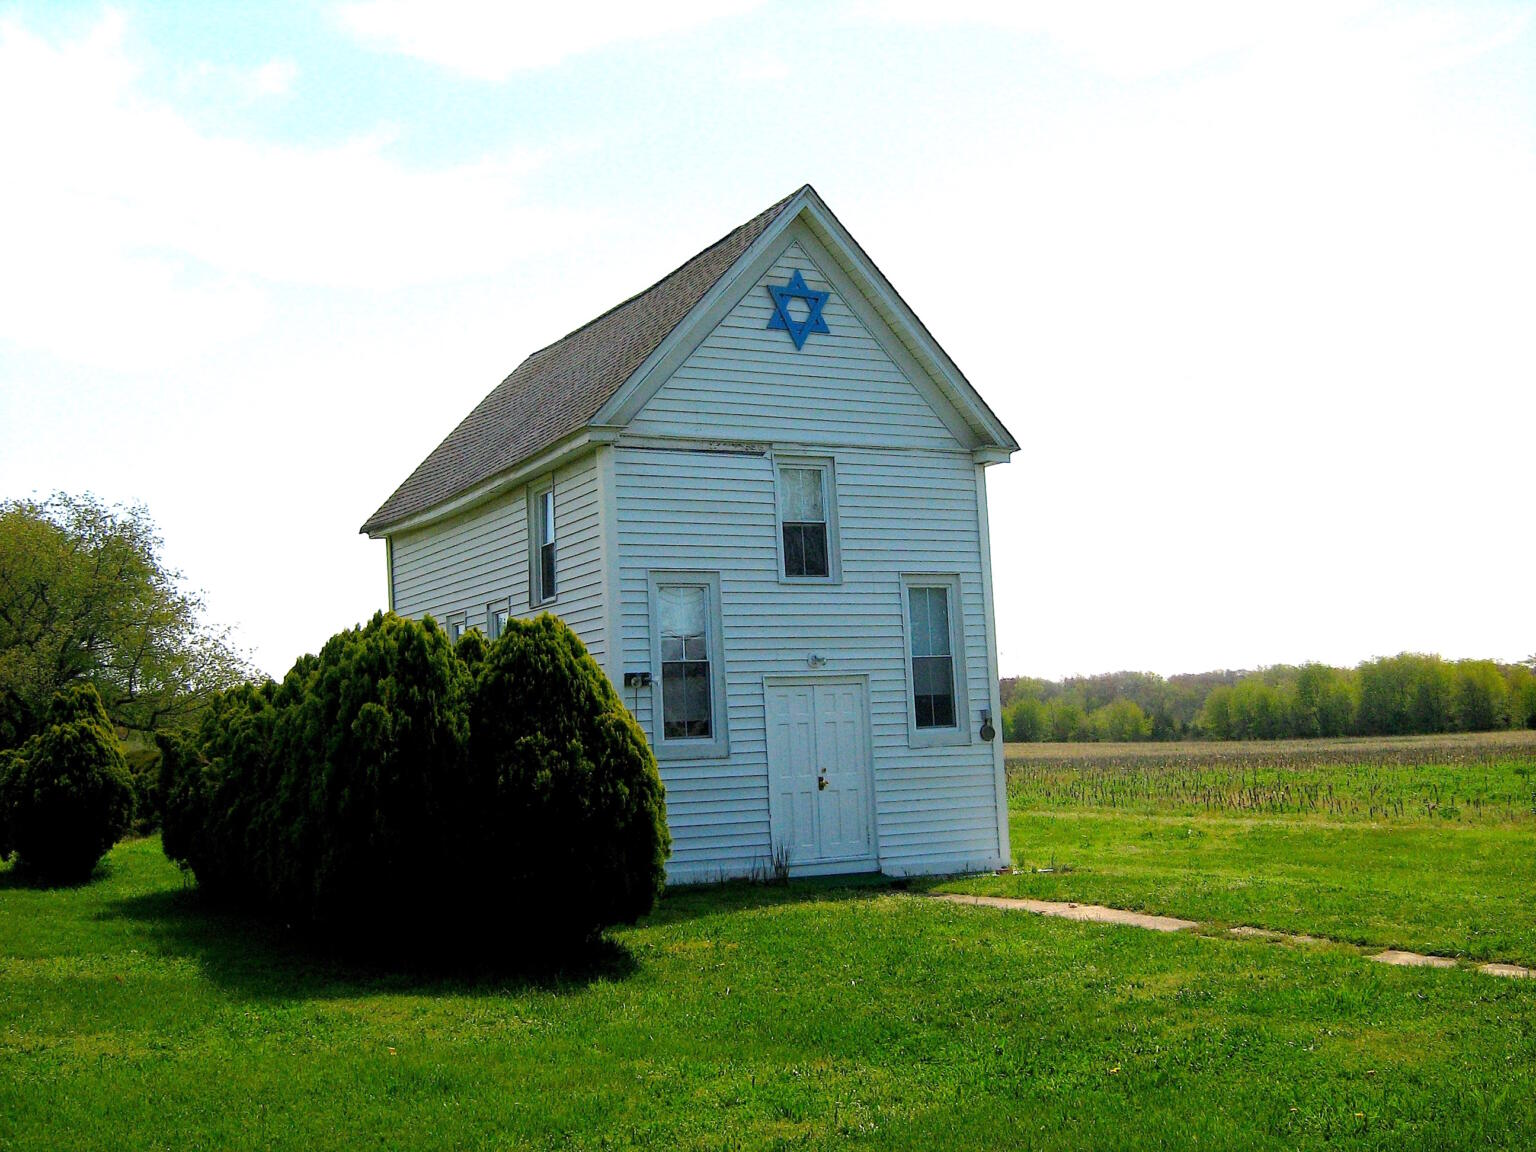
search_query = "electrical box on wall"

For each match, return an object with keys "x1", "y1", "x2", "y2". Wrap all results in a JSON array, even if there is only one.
[{"x1": 623, "y1": 671, "x2": 652, "y2": 688}]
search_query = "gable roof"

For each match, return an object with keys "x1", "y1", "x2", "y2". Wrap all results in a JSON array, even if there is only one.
[
  {"x1": 360, "y1": 188, "x2": 800, "y2": 535},
  {"x1": 362, "y1": 184, "x2": 1017, "y2": 537}
]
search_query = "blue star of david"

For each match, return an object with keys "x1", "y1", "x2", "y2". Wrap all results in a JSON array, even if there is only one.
[{"x1": 766, "y1": 270, "x2": 831, "y2": 350}]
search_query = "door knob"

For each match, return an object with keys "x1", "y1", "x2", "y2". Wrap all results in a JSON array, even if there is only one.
[{"x1": 817, "y1": 776, "x2": 827, "y2": 791}]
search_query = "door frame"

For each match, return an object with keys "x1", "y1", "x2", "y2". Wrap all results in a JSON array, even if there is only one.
[{"x1": 762, "y1": 673, "x2": 880, "y2": 875}]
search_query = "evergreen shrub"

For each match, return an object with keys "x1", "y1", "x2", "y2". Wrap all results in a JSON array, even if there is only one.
[
  {"x1": 161, "y1": 612, "x2": 668, "y2": 952},
  {"x1": 467, "y1": 615, "x2": 669, "y2": 940},
  {"x1": 0, "y1": 683, "x2": 135, "y2": 882}
]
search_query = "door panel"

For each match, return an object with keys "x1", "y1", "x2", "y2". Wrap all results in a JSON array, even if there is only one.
[{"x1": 767, "y1": 679, "x2": 873, "y2": 866}]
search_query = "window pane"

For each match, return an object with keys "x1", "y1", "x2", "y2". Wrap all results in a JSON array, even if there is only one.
[
  {"x1": 927, "y1": 588, "x2": 951, "y2": 656},
  {"x1": 782, "y1": 523, "x2": 805, "y2": 577},
  {"x1": 540, "y1": 541, "x2": 557, "y2": 600},
  {"x1": 542, "y1": 489, "x2": 556, "y2": 544},
  {"x1": 909, "y1": 587, "x2": 931, "y2": 656},
  {"x1": 913, "y1": 655, "x2": 955, "y2": 730},
  {"x1": 684, "y1": 660, "x2": 711, "y2": 737},
  {"x1": 779, "y1": 467, "x2": 824, "y2": 523},
  {"x1": 659, "y1": 586, "x2": 707, "y2": 642},
  {"x1": 800, "y1": 523, "x2": 828, "y2": 577},
  {"x1": 662, "y1": 662, "x2": 689, "y2": 737}
]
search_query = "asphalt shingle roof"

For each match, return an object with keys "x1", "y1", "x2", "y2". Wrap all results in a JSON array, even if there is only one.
[{"x1": 361, "y1": 187, "x2": 803, "y2": 535}]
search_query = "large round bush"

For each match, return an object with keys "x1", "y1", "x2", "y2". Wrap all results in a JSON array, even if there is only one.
[
  {"x1": 1, "y1": 683, "x2": 134, "y2": 882},
  {"x1": 160, "y1": 611, "x2": 669, "y2": 954},
  {"x1": 467, "y1": 615, "x2": 670, "y2": 940}
]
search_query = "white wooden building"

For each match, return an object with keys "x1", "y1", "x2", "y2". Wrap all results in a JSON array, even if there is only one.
[{"x1": 362, "y1": 186, "x2": 1018, "y2": 882}]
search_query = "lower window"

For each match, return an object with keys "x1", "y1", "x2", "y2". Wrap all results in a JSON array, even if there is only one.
[
  {"x1": 487, "y1": 599, "x2": 510, "y2": 640},
  {"x1": 648, "y1": 571, "x2": 729, "y2": 760},
  {"x1": 659, "y1": 585, "x2": 712, "y2": 739},
  {"x1": 906, "y1": 582, "x2": 959, "y2": 733}
]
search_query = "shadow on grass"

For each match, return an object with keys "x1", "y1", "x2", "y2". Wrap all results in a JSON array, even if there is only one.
[
  {"x1": 651, "y1": 872, "x2": 899, "y2": 927},
  {"x1": 0, "y1": 858, "x2": 116, "y2": 890},
  {"x1": 99, "y1": 886, "x2": 639, "y2": 1003}
]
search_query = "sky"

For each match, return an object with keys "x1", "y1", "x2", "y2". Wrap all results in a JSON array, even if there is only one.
[{"x1": 2, "y1": 1, "x2": 1533, "y2": 681}]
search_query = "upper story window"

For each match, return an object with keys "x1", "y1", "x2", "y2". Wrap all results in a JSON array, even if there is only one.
[
  {"x1": 647, "y1": 571, "x2": 729, "y2": 761},
  {"x1": 902, "y1": 575, "x2": 969, "y2": 746},
  {"x1": 447, "y1": 612, "x2": 466, "y2": 644},
  {"x1": 529, "y1": 481, "x2": 556, "y2": 605},
  {"x1": 775, "y1": 458, "x2": 839, "y2": 582}
]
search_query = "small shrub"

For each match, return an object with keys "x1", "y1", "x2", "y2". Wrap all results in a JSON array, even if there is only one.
[{"x1": 0, "y1": 684, "x2": 134, "y2": 882}]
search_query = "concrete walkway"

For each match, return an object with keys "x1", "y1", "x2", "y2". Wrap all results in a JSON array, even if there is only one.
[{"x1": 928, "y1": 892, "x2": 1534, "y2": 979}]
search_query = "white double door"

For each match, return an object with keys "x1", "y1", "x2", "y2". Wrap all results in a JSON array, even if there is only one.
[{"x1": 765, "y1": 678, "x2": 875, "y2": 867}]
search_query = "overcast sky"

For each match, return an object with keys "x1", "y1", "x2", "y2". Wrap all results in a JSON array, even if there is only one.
[{"x1": 2, "y1": 1, "x2": 1532, "y2": 680}]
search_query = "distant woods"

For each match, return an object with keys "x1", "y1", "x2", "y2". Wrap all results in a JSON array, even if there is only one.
[{"x1": 1001, "y1": 654, "x2": 1536, "y2": 743}]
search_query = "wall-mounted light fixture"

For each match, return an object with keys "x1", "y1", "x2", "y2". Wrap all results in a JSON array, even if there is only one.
[
  {"x1": 807, "y1": 653, "x2": 828, "y2": 668},
  {"x1": 979, "y1": 709, "x2": 996, "y2": 742}
]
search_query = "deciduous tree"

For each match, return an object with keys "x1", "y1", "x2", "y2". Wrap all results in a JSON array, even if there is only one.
[{"x1": 0, "y1": 494, "x2": 250, "y2": 748}]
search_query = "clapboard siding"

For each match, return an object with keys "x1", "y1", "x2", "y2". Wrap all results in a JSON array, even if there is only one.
[
  {"x1": 625, "y1": 241, "x2": 959, "y2": 451},
  {"x1": 390, "y1": 453, "x2": 607, "y2": 666},
  {"x1": 615, "y1": 445, "x2": 1001, "y2": 880}
]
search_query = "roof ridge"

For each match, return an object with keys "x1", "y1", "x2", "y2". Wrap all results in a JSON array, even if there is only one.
[{"x1": 525, "y1": 185, "x2": 805, "y2": 362}]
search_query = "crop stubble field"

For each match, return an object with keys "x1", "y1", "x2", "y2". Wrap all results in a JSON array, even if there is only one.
[{"x1": 3, "y1": 731, "x2": 1536, "y2": 1149}]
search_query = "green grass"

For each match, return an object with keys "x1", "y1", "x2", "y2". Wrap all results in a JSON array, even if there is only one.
[
  {"x1": 4, "y1": 835, "x2": 1536, "y2": 1149},
  {"x1": 931, "y1": 732, "x2": 1536, "y2": 965}
]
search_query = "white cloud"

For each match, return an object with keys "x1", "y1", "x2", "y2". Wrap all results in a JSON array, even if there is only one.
[
  {"x1": 251, "y1": 56, "x2": 298, "y2": 96},
  {"x1": 735, "y1": 50, "x2": 789, "y2": 84},
  {"x1": 852, "y1": 0, "x2": 1528, "y2": 81},
  {"x1": 0, "y1": 13, "x2": 579, "y2": 371},
  {"x1": 338, "y1": 0, "x2": 764, "y2": 80}
]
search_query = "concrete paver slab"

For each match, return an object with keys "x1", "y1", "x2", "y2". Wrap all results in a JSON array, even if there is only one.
[
  {"x1": 933, "y1": 892, "x2": 1198, "y2": 932},
  {"x1": 1368, "y1": 950, "x2": 1457, "y2": 969},
  {"x1": 1478, "y1": 962, "x2": 1533, "y2": 978}
]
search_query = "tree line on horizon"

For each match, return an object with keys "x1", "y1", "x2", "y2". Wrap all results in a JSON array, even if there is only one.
[{"x1": 1000, "y1": 653, "x2": 1536, "y2": 743}]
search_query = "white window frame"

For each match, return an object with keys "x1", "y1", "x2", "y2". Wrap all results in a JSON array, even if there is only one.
[
  {"x1": 646, "y1": 570, "x2": 730, "y2": 762},
  {"x1": 446, "y1": 611, "x2": 467, "y2": 645},
  {"x1": 899, "y1": 574, "x2": 971, "y2": 748},
  {"x1": 527, "y1": 478, "x2": 557, "y2": 607},
  {"x1": 772, "y1": 454, "x2": 841, "y2": 584},
  {"x1": 487, "y1": 597, "x2": 511, "y2": 640}
]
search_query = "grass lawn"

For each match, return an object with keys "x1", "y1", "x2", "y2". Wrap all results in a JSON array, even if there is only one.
[
  {"x1": 4, "y1": 831, "x2": 1536, "y2": 1150},
  {"x1": 932, "y1": 732, "x2": 1536, "y2": 965}
]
